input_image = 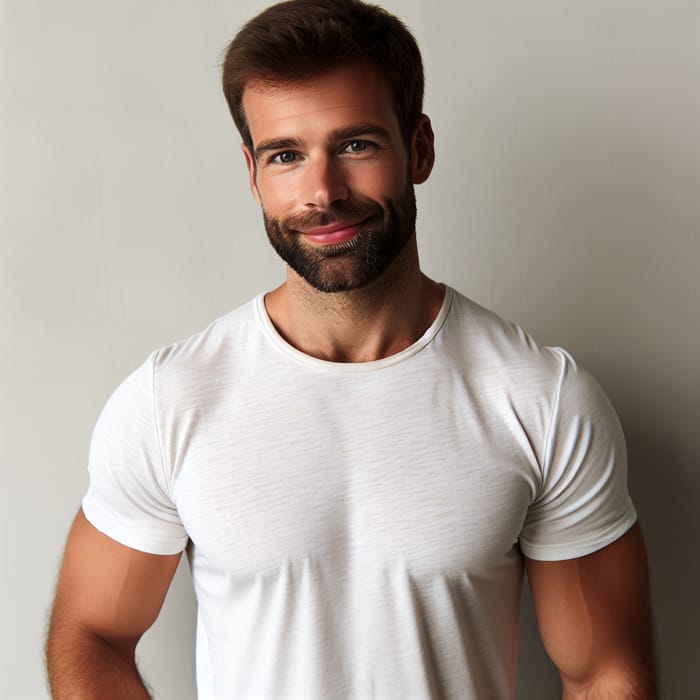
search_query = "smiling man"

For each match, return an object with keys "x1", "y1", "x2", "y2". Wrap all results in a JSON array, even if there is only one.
[
  {"x1": 243, "y1": 63, "x2": 425, "y2": 296},
  {"x1": 46, "y1": 1, "x2": 657, "y2": 699}
]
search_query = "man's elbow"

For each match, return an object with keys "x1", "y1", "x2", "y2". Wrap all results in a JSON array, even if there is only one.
[{"x1": 560, "y1": 661, "x2": 658, "y2": 700}]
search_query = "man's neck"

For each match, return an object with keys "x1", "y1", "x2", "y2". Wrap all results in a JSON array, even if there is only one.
[{"x1": 263, "y1": 239, "x2": 445, "y2": 363}]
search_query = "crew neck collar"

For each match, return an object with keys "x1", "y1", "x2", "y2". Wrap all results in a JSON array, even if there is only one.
[{"x1": 254, "y1": 286, "x2": 453, "y2": 373}]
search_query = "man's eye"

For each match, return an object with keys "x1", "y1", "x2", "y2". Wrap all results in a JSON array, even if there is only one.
[
  {"x1": 344, "y1": 140, "x2": 371, "y2": 154},
  {"x1": 271, "y1": 151, "x2": 297, "y2": 164}
]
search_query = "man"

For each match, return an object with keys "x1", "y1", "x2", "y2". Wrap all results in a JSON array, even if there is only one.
[{"x1": 46, "y1": 1, "x2": 657, "y2": 698}]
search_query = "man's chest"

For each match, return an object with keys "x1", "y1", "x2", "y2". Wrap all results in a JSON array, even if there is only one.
[{"x1": 168, "y1": 378, "x2": 541, "y2": 581}]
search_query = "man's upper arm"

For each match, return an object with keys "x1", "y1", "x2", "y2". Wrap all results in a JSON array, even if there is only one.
[
  {"x1": 525, "y1": 522, "x2": 657, "y2": 698},
  {"x1": 51, "y1": 509, "x2": 181, "y2": 649}
]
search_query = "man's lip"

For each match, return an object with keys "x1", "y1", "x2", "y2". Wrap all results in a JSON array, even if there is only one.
[
  {"x1": 299, "y1": 219, "x2": 366, "y2": 245},
  {"x1": 300, "y1": 220, "x2": 364, "y2": 236}
]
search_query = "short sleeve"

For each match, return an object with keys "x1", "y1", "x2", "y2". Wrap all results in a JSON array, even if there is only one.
[
  {"x1": 82, "y1": 351, "x2": 188, "y2": 555},
  {"x1": 519, "y1": 349, "x2": 637, "y2": 561}
]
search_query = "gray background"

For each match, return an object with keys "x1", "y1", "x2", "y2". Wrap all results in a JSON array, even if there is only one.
[{"x1": 2, "y1": 1, "x2": 698, "y2": 698}]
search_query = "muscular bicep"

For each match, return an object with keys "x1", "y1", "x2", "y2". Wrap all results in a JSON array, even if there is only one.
[
  {"x1": 525, "y1": 523, "x2": 656, "y2": 695},
  {"x1": 51, "y1": 509, "x2": 182, "y2": 648}
]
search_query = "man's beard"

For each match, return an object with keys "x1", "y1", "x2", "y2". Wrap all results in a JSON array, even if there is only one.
[{"x1": 262, "y1": 183, "x2": 417, "y2": 293}]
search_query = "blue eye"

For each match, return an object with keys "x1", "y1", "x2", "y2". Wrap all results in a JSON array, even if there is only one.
[{"x1": 271, "y1": 151, "x2": 297, "y2": 164}]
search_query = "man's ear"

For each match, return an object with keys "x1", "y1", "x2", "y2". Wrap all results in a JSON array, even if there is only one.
[
  {"x1": 241, "y1": 144, "x2": 262, "y2": 205},
  {"x1": 410, "y1": 115, "x2": 435, "y2": 185}
]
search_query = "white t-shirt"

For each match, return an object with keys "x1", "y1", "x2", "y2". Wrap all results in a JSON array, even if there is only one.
[{"x1": 83, "y1": 287, "x2": 636, "y2": 699}]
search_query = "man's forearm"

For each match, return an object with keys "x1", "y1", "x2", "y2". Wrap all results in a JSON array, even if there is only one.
[{"x1": 46, "y1": 623, "x2": 151, "y2": 700}]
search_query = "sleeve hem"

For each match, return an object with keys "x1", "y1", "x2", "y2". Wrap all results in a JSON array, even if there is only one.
[
  {"x1": 519, "y1": 502, "x2": 638, "y2": 562},
  {"x1": 82, "y1": 495, "x2": 188, "y2": 556}
]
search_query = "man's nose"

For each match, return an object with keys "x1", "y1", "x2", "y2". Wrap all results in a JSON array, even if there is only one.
[{"x1": 302, "y1": 156, "x2": 349, "y2": 208}]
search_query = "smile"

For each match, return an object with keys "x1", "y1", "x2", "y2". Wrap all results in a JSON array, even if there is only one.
[{"x1": 299, "y1": 221, "x2": 365, "y2": 245}]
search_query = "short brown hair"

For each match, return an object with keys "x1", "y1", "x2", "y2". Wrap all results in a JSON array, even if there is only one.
[{"x1": 221, "y1": 0, "x2": 424, "y2": 149}]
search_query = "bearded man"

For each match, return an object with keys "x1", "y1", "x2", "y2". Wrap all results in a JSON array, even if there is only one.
[{"x1": 46, "y1": 1, "x2": 657, "y2": 698}]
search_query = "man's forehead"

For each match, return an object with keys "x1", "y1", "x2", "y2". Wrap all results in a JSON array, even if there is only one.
[{"x1": 241, "y1": 63, "x2": 397, "y2": 144}]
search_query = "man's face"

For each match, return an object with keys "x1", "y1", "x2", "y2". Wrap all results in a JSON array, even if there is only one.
[{"x1": 241, "y1": 63, "x2": 420, "y2": 293}]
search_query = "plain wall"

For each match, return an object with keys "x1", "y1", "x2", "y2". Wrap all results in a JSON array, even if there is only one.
[{"x1": 2, "y1": 1, "x2": 698, "y2": 698}]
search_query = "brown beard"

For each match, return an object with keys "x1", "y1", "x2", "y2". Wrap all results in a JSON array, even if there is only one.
[{"x1": 262, "y1": 182, "x2": 417, "y2": 293}]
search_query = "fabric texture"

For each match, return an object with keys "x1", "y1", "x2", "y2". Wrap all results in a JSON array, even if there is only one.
[{"x1": 82, "y1": 287, "x2": 636, "y2": 699}]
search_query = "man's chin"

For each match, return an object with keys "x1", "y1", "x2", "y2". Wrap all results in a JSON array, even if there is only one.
[
  {"x1": 288, "y1": 238, "x2": 411, "y2": 294},
  {"x1": 291, "y1": 263, "x2": 374, "y2": 294}
]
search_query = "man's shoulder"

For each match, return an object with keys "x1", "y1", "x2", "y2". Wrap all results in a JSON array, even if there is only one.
[
  {"x1": 445, "y1": 289, "x2": 614, "y2": 448},
  {"x1": 445, "y1": 288, "x2": 564, "y2": 376},
  {"x1": 109, "y1": 295, "x2": 267, "y2": 408},
  {"x1": 153, "y1": 295, "x2": 262, "y2": 371},
  {"x1": 89, "y1": 295, "x2": 268, "y2": 465}
]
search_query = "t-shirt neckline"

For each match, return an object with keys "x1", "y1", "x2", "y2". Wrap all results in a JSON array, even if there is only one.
[{"x1": 254, "y1": 285, "x2": 453, "y2": 373}]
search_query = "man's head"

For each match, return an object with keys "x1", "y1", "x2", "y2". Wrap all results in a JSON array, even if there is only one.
[
  {"x1": 222, "y1": 0, "x2": 425, "y2": 152},
  {"x1": 222, "y1": 0, "x2": 434, "y2": 293}
]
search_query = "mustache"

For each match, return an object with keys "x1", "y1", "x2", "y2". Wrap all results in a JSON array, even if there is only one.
[{"x1": 281, "y1": 200, "x2": 384, "y2": 232}]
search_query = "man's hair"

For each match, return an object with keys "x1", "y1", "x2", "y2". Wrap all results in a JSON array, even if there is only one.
[{"x1": 221, "y1": 0, "x2": 424, "y2": 150}]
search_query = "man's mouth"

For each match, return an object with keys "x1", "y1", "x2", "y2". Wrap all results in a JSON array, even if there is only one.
[{"x1": 299, "y1": 220, "x2": 364, "y2": 245}]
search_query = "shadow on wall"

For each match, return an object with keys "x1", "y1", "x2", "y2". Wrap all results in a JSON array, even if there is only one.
[{"x1": 626, "y1": 426, "x2": 698, "y2": 700}]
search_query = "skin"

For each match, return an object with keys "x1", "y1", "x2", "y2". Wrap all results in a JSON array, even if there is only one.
[
  {"x1": 46, "y1": 510, "x2": 180, "y2": 698},
  {"x1": 46, "y1": 61, "x2": 657, "y2": 698},
  {"x1": 527, "y1": 523, "x2": 657, "y2": 698}
]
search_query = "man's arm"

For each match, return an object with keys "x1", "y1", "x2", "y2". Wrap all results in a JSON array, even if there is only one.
[
  {"x1": 525, "y1": 522, "x2": 657, "y2": 699},
  {"x1": 46, "y1": 509, "x2": 182, "y2": 699}
]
